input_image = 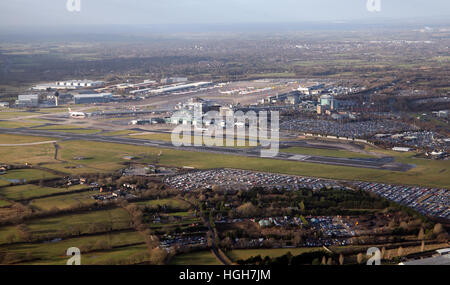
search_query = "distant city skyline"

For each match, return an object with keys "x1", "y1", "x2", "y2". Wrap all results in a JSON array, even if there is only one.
[{"x1": 0, "y1": 0, "x2": 449, "y2": 28}]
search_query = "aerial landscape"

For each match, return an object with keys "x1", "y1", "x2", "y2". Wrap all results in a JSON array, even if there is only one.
[{"x1": 0, "y1": 0, "x2": 449, "y2": 274}]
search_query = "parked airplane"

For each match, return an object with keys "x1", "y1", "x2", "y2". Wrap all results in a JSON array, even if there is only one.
[{"x1": 68, "y1": 108, "x2": 87, "y2": 119}]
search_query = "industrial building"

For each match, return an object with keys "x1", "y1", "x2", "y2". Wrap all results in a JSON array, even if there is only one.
[
  {"x1": 33, "y1": 80, "x2": 105, "y2": 91},
  {"x1": 130, "y1": 81, "x2": 212, "y2": 96},
  {"x1": 73, "y1": 93, "x2": 113, "y2": 104},
  {"x1": 0, "y1": 102, "x2": 9, "y2": 108},
  {"x1": 15, "y1": 94, "x2": 39, "y2": 107},
  {"x1": 317, "y1": 94, "x2": 338, "y2": 114}
]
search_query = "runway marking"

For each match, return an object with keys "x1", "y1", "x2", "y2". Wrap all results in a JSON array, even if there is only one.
[{"x1": 288, "y1": 155, "x2": 310, "y2": 161}]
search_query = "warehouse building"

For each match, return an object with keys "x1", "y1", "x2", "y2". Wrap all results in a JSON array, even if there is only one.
[
  {"x1": 15, "y1": 94, "x2": 39, "y2": 107},
  {"x1": 73, "y1": 93, "x2": 113, "y2": 104}
]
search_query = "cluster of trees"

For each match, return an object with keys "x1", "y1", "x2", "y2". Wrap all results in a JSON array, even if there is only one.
[{"x1": 236, "y1": 250, "x2": 336, "y2": 266}]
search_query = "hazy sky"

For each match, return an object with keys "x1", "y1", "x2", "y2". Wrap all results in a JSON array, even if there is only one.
[{"x1": 0, "y1": 0, "x2": 449, "y2": 27}]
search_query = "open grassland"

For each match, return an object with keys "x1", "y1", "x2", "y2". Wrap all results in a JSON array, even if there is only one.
[
  {"x1": 0, "y1": 136, "x2": 448, "y2": 188},
  {"x1": 29, "y1": 191, "x2": 95, "y2": 211},
  {"x1": 0, "y1": 111, "x2": 38, "y2": 120},
  {"x1": 131, "y1": 132, "x2": 258, "y2": 148},
  {"x1": 2, "y1": 231, "x2": 145, "y2": 265},
  {"x1": 282, "y1": 146, "x2": 375, "y2": 159},
  {"x1": 34, "y1": 125, "x2": 101, "y2": 134},
  {"x1": 170, "y1": 250, "x2": 221, "y2": 265},
  {"x1": 227, "y1": 247, "x2": 322, "y2": 262},
  {"x1": 0, "y1": 169, "x2": 59, "y2": 187},
  {"x1": 99, "y1": 130, "x2": 139, "y2": 137},
  {"x1": 0, "y1": 208, "x2": 131, "y2": 245},
  {"x1": 33, "y1": 140, "x2": 450, "y2": 188},
  {"x1": 0, "y1": 134, "x2": 54, "y2": 144},
  {"x1": 0, "y1": 121, "x2": 41, "y2": 129},
  {"x1": 0, "y1": 200, "x2": 11, "y2": 208},
  {"x1": 0, "y1": 184, "x2": 87, "y2": 201},
  {"x1": 74, "y1": 244, "x2": 150, "y2": 265}
]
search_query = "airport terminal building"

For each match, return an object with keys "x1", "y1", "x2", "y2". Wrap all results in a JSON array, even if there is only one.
[{"x1": 73, "y1": 93, "x2": 113, "y2": 104}]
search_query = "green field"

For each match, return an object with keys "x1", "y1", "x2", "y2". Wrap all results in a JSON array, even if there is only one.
[
  {"x1": 35, "y1": 125, "x2": 101, "y2": 134},
  {"x1": 170, "y1": 250, "x2": 221, "y2": 265},
  {"x1": 99, "y1": 130, "x2": 139, "y2": 137},
  {"x1": 1, "y1": 135, "x2": 449, "y2": 188},
  {"x1": 0, "y1": 134, "x2": 54, "y2": 144},
  {"x1": 0, "y1": 144, "x2": 56, "y2": 166},
  {"x1": 131, "y1": 132, "x2": 258, "y2": 148},
  {"x1": 4, "y1": 231, "x2": 145, "y2": 265},
  {"x1": 29, "y1": 191, "x2": 95, "y2": 211},
  {"x1": 0, "y1": 121, "x2": 41, "y2": 129},
  {"x1": 0, "y1": 184, "x2": 87, "y2": 201},
  {"x1": 282, "y1": 146, "x2": 375, "y2": 159},
  {"x1": 78, "y1": 244, "x2": 150, "y2": 265},
  {"x1": 0, "y1": 199, "x2": 11, "y2": 208},
  {"x1": 0, "y1": 111, "x2": 38, "y2": 120},
  {"x1": 0, "y1": 208, "x2": 131, "y2": 244},
  {"x1": 0, "y1": 169, "x2": 59, "y2": 187}
]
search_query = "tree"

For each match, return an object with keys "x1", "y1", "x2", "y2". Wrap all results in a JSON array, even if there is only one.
[
  {"x1": 339, "y1": 254, "x2": 344, "y2": 265},
  {"x1": 321, "y1": 256, "x2": 326, "y2": 265},
  {"x1": 327, "y1": 257, "x2": 333, "y2": 265},
  {"x1": 433, "y1": 223, "x2": 444, "y2": 235},
  {"x1": 236, "y1": 202, "x2": 260, "y2": 217},
  {"x1": 418, "y1": 228, "x2": 425, "y2": 240},
  {"x1": 397, "y1": 247, "x2": 404, "y2": 257},
  {"x1": 149, "y1": 247, "x2": 168, "y2": 265},
  {"x1": 299, "y1": 200, "x2": 305, "y2": 212},
  {"x1": 356, "y1": 253, "x2": 364, "y2": 264}
]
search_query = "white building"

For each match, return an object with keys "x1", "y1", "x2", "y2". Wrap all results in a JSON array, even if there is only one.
[
  {"x1": 15, "y1": 94, "x2": 39, "y2": 107},
  {"x1": 73, "y1": 93, "x2": 113, "y2": 104},
  {"x1": 0, "y1": 102, "x2": 9, "y2": 108},
  {"x1": 392, "y1": 147, "x2": 411, "y2": 152},
  {"x1": 33, "y1": 80, "x2": 105, "y2": 91}
]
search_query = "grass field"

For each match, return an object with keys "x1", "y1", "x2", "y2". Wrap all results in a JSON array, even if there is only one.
[
  {"x1": 227, "y1": 247, "x2": 322, "y2": 262},
  {"x1": 35, "y1": 140, "x2": 450, "y2": 188},
  {"x1": 0, "y1": 111, "x2": 38, "y2": 120},
  {"x1": 131, "y1": 132, "x2": 258, "y2": 148},
  {"x1": 170, "y1": 250, "x2": 221, "y2": 265},
  {"x1": 29, "y1": 191, "x2": 95, "y2": 211},
  {"x1": 0, "y1": 208, "x2": 131, "y2": 244},
  {"x1": 0, "y1": 184, "x2": 87, "y2": 201},
  {"x1": 282, "y1": 146, "x2": 375, "y2": 159},
  {"x1": 99, "y1": 130, "x2": 139, "y2": 137},
  {"x1": 1, "y1": 135, "x2": 449, "y2": 188},
  {"x1": 4, "y1": 231, "x2": 145, "y2": 265},
  {"x1": 0, "y1": 169, "x2": 59, "y2": 187},
  {"x1": 34, "y1": 125, "x2": 101, "y2": 134},
  {"x1": 0, "y1": 121, "x2": 41, "y2": 129},
  {"x1": 0, "y1": 134, "x2": 54, "y2": 144},
  {"x1": 77, "y1": 244, "x2": 150, "y2": 265},
  {"x1": 0, "y1": 199, "x2": 11, "y2": 208}
]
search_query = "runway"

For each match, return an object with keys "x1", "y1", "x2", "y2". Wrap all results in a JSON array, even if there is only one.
[{"x1": 0, "y1": 127, "x2": 413, "y2": 172}]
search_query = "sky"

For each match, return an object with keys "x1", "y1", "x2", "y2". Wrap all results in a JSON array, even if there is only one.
[{"x1": 0, "y1": 0, "x2": 449, "y2": 27}]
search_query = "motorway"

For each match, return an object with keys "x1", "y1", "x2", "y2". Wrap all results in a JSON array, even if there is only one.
[{"x1": 0, "y1": 127, "x2": 413, "y2": 172}]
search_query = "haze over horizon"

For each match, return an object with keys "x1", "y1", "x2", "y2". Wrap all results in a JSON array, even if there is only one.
[{"x1": 1, "y1": 0, "x2": 449, "y2": 29}]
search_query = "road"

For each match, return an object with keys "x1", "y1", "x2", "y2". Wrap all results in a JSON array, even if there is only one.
[{"x1": 0, "y1": 127, "x2": 413, "y2": 172}]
